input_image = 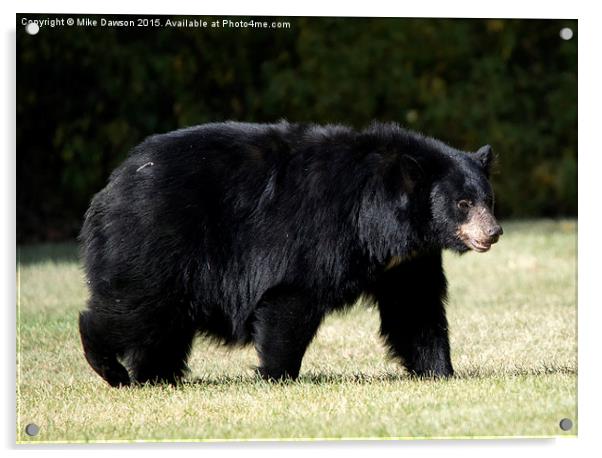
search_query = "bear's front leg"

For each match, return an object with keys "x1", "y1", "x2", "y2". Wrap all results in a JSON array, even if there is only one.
[
  {"x1": 374, "y1": 251, "x2": 454, "y2": 378},
  {"x1": 252, "y1": 287, "x2": 324, "y2": 381}
]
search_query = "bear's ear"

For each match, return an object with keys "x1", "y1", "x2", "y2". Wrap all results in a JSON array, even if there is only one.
[{"x1": 474, "y1": 145, "x2": 494, "y2": 176}]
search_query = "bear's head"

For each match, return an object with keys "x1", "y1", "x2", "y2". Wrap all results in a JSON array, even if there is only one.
[{"x1": 427, "y1": 145, "x2": 503, "y2": 254}]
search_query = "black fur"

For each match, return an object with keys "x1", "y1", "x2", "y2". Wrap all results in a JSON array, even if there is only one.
[{"x1": 78, "y1": 121, "x2": 497, "y2": 386}]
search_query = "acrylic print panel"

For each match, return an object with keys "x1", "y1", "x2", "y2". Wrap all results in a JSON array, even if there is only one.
[{"x1": 16, "y1": 14, "x2": 577, "y2": 443}]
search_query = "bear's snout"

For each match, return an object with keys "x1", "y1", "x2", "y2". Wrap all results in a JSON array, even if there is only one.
[{"x1": 457, "y1": 205, "x2": 502, "y2": 253}]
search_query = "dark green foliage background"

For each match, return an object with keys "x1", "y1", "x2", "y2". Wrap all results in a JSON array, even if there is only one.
[{"x1": 17, "y1": 15, "x2": 577, "y2": 242}]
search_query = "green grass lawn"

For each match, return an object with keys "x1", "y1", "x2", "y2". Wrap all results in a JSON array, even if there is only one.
[{"x1": 16, "y1": 220, "x2": 577, "y2": 443}]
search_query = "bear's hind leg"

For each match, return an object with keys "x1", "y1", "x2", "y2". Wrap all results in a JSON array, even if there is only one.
[
  {"x1": 79, "y1": 310, "x2": 131, "y2": 387},
  {"x1": 252, "y1": 288, "x2": 323, "y2": 381},
  {"x1": 374, "y1": 252, "x2": 454, "y2": 378}
]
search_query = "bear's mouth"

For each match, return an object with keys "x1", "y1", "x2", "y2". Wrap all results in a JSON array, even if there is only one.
[{"x1": 466, "y1": 238, "x2": 492, "y2": 253}]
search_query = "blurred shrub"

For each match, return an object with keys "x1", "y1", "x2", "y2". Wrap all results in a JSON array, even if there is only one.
[{"x1": 17, "y1": 16, "x2": 577, "y2": 242}]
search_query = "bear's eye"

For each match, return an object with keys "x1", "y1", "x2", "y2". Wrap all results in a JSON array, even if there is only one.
[{"x1": 457, "y1": 200, "x2": 473, "y2": 211}]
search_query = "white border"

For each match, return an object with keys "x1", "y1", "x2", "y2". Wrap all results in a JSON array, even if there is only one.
[{"x1": 3, "y1": 1, "x2": 600, "y2": 457}]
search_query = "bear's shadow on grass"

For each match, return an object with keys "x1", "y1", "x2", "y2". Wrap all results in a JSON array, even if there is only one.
[
  {"x1": 182, "y1": 365, "x2": 576, "y2": 387},
  {"x1": 183, "y1": 372, "x2": 407, "y2": 387}
]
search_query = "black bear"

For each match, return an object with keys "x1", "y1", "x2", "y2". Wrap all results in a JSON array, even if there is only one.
[{"x1": 78, "y1": 121, "x2": 502, "y2": 387}]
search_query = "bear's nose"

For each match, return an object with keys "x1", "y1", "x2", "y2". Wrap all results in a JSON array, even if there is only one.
[{"x1": 487, "y1": 224, "x2": 503, "y2": 241}]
